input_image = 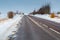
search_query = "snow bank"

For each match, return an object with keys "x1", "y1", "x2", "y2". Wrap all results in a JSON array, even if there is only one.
[
  {"x1": 34, "y1": 14, "x2": 60, "y2": 23},
  {"x1": 0, "y1": 14, "x2": 23, "y2": 40}
]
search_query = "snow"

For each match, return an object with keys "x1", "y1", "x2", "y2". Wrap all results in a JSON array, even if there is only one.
[
  {"x1": 0, "y1": 14, "x2": 7, "y2": 19},
  {"x1": 0, "y1": 14, "x2": 23, "y2": 40},
  {"x1": 34, "y1": 14, "x2": 60, "y2": 23}
]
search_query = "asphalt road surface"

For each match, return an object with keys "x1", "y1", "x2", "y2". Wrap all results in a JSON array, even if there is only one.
[
  {"x1": 15, "y1": 15, "x2": 60, "y2": 40},
  {"x1": 29, "y1": 16, "x2": 60, "y2": 32}
]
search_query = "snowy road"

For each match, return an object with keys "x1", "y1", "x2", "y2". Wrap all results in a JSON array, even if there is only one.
[{"x1": 15, "y1": 15, "x2": 60, "y2": 40}]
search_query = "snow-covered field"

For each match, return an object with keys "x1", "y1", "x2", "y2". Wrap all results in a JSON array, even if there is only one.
[
  {"x1": 34, "y1": 14, "x2": 60, "y2": 23},
  {"x1": 0, "y1": 14, "x2": 23, "y2": 40}
]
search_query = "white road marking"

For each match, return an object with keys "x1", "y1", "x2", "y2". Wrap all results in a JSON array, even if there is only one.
[
  {"x1": 38, "y1": 22, "x2": 60, "y2": 35},
  {"x1": 42, "y1": 24, "x2": 48, "y2": 28},
  {"x1": 41, "y1": 24, "x2": 60, "y2": 35},
  {"x1": 49, "y1": 28, "x2": 60, "y2": 34},
  {"x1": 28, "y1": 16, "x2": 60, "y2": 40}
]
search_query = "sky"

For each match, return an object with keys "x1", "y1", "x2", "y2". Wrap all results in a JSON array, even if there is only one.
[{"x1": 0, "y1": 0, "x2": 60, "y2": 15}]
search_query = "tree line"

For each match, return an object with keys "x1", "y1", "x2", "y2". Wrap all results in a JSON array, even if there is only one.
[{"x1": 29, "y1": 4, "x2": 50, "y2": 15}]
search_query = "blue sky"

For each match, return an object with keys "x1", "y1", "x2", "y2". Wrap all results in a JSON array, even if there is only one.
[{"x1": 0, "y1": 0, "x2": 60, "y2": 14}]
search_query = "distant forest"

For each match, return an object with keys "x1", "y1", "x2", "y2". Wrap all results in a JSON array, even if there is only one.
[{"x1": 30, "y1": 4, "x2": 50, "y2": 15}]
